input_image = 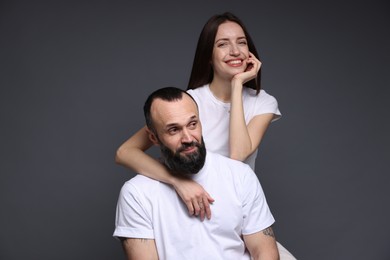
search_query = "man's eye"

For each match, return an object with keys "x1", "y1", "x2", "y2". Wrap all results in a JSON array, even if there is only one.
[
  {"x1": 189, "y1": 122, "x2": 197, "y2": 129},
  {"x1": 168, "y1": 128, "x2": 178, "y2": 134}
]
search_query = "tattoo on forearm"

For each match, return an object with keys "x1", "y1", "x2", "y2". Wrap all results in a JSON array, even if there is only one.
[{"x1": 263, "y1": 227, "x2": 275, "y2": 238}]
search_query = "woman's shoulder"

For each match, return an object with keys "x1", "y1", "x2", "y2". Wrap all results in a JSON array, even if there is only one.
[
  {"x1": 243, "y1": 87, "x2": 281, "y2": 117},
  {"x1": 186, "y1": 85, "x2": 210, "y2": 103},
  {"x1": 243, "y1": 88, "x2": 277, "y2": 103},
  {"x1": 187, "y1": 84, "x2": 209, "y2": 95}
]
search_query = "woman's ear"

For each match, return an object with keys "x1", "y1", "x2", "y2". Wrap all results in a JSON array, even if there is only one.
[{"x1": 146, "y1": 127, "x2": 159, "y2": 145}]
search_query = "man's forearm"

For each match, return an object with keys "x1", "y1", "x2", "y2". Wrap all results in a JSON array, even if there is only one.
[
  {"x1": 244, "y1": 227, "x2": 279, "y2": 260},
  {"x1": 121, "y1": 238, "x2": 158, "y2": 260}
]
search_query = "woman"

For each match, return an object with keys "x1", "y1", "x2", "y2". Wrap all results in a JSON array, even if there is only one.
[{"x1": 117, "y1": 12, "x2": 279, "y2": 221}]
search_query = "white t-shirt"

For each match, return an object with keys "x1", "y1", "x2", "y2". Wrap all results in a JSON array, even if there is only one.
[
  {"x1": 187, "y1": 85, "x2": 281, "y2": 170},
  {"x1": 113, "y1": 152, "x2": 275, "y2": 260}
]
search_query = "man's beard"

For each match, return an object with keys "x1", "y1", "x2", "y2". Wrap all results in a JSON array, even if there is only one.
[{"x1": 159, "y1": 137, "x2": 206, "y2": 176}]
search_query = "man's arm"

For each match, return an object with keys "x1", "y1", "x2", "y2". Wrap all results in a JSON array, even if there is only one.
[
  {"x1": 120, "y1": 238, "x2": 158, "y2": 260},
  {"x1": 243, "y1": 226, "x2": 279, "y2": 260}
]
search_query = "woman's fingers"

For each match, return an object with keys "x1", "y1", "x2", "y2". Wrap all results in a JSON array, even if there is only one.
[
  {"x1": 192, "y1": 198, "x2": 205, "y2": 221},
  {"x1": 192, "y1": 198, "x2": 202, "y2": 218},
  {"x1": 204, "y1": 192, "x2": 214, "y2": 220},
  {"x1": 173, "y1": 178, "x2": 214, "y2": 221},
  {"x1": 186, "y1": 200, "x2": 195, "y2": 216},
  {"x1": 247, "y1": 52, "x2": 261, "y2": 73},
  {"x1": 203, "y1": 197, "x2": 211, "y2": 220},
  {"x1": 192, "y1": 194, "x2": 214, "y2": 221},
  {"x1": 232, "y1": 52, "x2": 262, "y2": 85}
]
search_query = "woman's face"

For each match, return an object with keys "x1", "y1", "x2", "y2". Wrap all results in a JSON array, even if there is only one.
[{"x1": 211, "y1": 21, "x2": 249, "y2": 81}]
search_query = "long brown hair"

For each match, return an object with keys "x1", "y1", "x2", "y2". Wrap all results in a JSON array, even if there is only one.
[{"x1": 187, "y1": 12, "x2": 261, "y2": 94}]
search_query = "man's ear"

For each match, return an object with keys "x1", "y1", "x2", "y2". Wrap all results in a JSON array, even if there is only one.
[{"x1": 146, "y1": 127, "x2": 159, "y2": 146}]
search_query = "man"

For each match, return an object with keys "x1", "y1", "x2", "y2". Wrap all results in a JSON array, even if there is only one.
[{"x1": 113, "y1": 87, "x2": 279, "y2": 259}]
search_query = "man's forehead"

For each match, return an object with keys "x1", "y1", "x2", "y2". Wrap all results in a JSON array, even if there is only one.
[{"x1": 151, "y1": 96, "x2": 198, "y2": 125}]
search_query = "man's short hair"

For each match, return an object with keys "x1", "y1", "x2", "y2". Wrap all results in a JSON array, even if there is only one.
[{"x1": 143, "y1": 87, "x2": 197, "y2": 133}]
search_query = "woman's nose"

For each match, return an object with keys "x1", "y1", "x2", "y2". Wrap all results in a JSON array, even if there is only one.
[{"x1": 230, "y1": 44, "x2": 240, "y2": 56}]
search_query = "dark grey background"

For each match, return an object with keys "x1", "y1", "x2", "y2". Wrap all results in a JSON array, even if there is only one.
[{"x1": 1, "y1": 0, "x2": 389, "y2": 259}]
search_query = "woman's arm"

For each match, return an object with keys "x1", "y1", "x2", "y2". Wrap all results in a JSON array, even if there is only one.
[
  {"x1": 116, "y1": 126, "x2": 168, "y2": 179},
  {"x1": 115, "y1": 126, "x2": 214, "y2": 220},
  {"x1": 229, "y1": 53, "x2": 274, "y2": 161}
]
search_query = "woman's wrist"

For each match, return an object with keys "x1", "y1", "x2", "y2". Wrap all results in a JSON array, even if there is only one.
[
  {"x1": 231, "y1": 76, "x2": 245, "y2": 90},
  {"x1": 167, "y1": 174, "x2": 181, "y2": 187},
  {"x1": 230, "y1": 81, "x2": 243, "y2": 98},
  {"x1": 231, "y1": 76, "x2": 243, "y2": 87}
]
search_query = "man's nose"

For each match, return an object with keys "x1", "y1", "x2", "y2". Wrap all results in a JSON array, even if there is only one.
[{"x1": 181, "y1": 129, "x2": 192, "y2": 143}]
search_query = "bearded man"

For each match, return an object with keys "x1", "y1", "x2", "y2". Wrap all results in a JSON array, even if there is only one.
[{"x1": 113, "y1": 87, "x2": 279, "y2": 260}]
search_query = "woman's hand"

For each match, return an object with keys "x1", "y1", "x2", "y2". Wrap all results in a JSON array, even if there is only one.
[
  {"x1": 232, "y1": 52, "x2": 261, "y2": 86},
  {"x1": 172, "y1": 178, "x2": 215, "y2": 221}
]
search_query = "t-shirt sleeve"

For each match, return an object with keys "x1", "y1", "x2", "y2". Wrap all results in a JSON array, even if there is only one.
[
  {"x1": 241, "y1": 167, "x2": 275, "y2": 235},
  {"x1": 254, "y1": 90, "x2": 282, "y2": 122},
  {"x1": 113, "y1": 181, "x2": 154, "y2": 239},
  {"x1": 186, "y1": 89, "x2": 200, "y2": 105}
]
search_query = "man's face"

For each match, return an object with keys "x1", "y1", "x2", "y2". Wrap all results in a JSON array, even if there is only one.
[
  {"x1": 159, "y1": 136, "x2": 206, "y2": 175},
  {"x1": 149, "y1": 95, "x2": 206, "y2": 175}
]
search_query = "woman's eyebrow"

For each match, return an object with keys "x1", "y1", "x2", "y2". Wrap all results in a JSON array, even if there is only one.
[{"x1": 215, "y1": 36, "x2": 246, "y2": 43}]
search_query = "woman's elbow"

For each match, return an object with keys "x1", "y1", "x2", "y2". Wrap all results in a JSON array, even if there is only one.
[
  {"x1": 230, "y1": 146, "x2": 255, "y2": 161},
  {"x1": 230, "y1": 151, "x2": 249, "y2": 162},
  {"x1": 115, "y1": 146, "x2": 127, "y2": 165}
]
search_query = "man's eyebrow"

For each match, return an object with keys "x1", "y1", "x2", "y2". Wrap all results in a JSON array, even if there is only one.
[
  {"x1": 165, "y1": 115, "x2": 198, "y2": 129},
  {"x1": 165, "y1": 123, "x2": 179, "y2": 129},
  {"x1": 188, "y1": 115, "x2": 198, "y2": 122}
]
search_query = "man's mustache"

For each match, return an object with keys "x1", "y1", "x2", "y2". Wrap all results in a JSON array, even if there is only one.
[{"x1": 176, "y1": 141, "x2": 200, "y2": 153}]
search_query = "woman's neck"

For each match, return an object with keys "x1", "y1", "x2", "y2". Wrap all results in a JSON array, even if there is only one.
[{"x1": 209, "y1": 78, "x2": 232, "y2": 102}]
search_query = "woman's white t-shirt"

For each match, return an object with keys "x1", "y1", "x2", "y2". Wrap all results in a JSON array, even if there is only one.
[{"x1": 187, "y1": 84, "x2": 281, "y2": 170}]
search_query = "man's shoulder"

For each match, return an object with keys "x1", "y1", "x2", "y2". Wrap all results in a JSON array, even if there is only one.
[
  {"x1": 205, "y1": 152, "x2": 260, "y2": 195},
  {"x1": 207, "y1": 151, "x2": 246, "y2": 164},
  {"x1": 207, "y1": 152, "x2": 253, "y2": 172},
  {"x1": 121, "y1": 174, "x2": 159, "y2": 194}
]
